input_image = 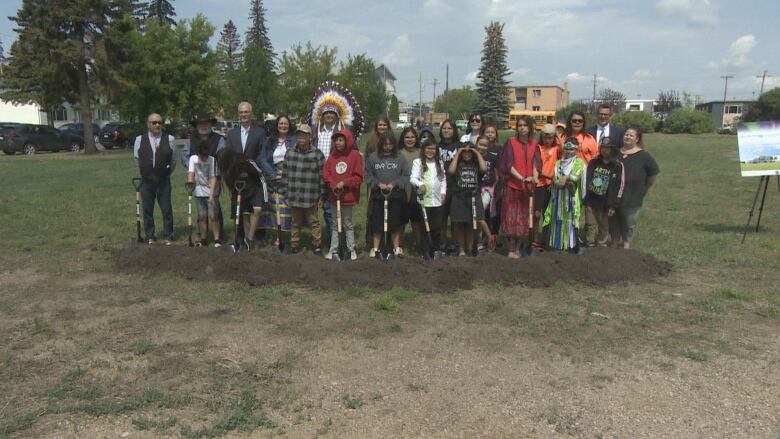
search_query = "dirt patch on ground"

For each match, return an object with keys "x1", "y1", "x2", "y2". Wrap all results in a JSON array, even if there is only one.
[{"x1": 115, "y1": 244, "x2": 671, "y2": 292}]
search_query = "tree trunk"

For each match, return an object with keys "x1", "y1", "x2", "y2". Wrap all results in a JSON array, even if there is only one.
[{"x1": 78, "y1": 25, "x2": 97, "y2": 155}]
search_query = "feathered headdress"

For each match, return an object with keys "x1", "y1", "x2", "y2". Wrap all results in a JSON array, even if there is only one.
[{"x1": 307, "y1": 81, "x2": 365, "y2": 140}]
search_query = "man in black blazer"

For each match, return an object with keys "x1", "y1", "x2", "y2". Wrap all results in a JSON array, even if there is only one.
[
  {"x1": 225, "y1": 101, "x2": 267, "y2": 162},
  {"x1": 588, "y1": 104, "x2": 625, "y2": 150},
  {"x1": 224, "y1": 102, "x2": 267, "y2": 243}
]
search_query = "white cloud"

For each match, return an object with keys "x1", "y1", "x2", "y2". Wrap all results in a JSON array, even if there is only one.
[
  {"x1": 656, "y1": 0, "x2": 718, "y2": 26},
  {"x1": 382, "y1": 34, "x2": 415, "y2": 67},
  {"x1": 708, "y1": 34, "x2": 757, "y2": 70},
  {"x1": 566, "y1": 72, "x2": 607, "y2": 83}
]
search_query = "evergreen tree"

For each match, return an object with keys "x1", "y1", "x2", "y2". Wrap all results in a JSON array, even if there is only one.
[
  {"x1": 336, "y1": 54, "x2": 386, "y2": 123},
  {"x1": 245, "y1": 0, "x2": 274, "y2": 62},
  {"x1": 217, "y1": 20, "x2": 242, "y2": 74},
  {"x1": 146, "y1": 0, "x2": 175, "y2": 26},
  {"x1": 388, "y1": 94, "x2": 399, "y2": 122},
  {"x1": 233, "y1": 45, "x2": 277, "y2": 118},
  {"x1": 2, "y1": 0, "x2": 113, "y2": 154},
  {"x1": 474, "y1": 21, "x2": 511, "y2": 122}
]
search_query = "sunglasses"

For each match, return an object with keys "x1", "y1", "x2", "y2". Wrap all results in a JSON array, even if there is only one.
[
  {"x1": 598, "y1": 113, "x2": 611, "y2": 117},
  {"x1": 150, "y1": 121, "x2": 162, "y2": 125},
  {"x1": 470, "y1": 119, "x2": 482, "y2": 123},
  {"x1": 571, "y1": 119, "x2": 584, "y2": 123}
]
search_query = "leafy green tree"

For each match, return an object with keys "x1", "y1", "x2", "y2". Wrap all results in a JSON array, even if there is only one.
[
  {"x1": 474, "y1": 21, "x2": 511, "y2": 122},
  {"x1": 336, "y1": 54, "x2": 386, "y2": 123},
  {"x1": 743, "y1": 87, "x2": 780, "y2": 122},
  {"x1": 170, "y1": 15, "x2": 221, "y2": 123},
  {"x1": 216, "y1": 20, "x2": 242, "y2": 119},
  {"x1": 597, "y1": 88, "x2": 626, "y2": 114},
  {"x1": 2, "y1": 0, "x2": 114, "y2": 153},
  {"x1": 277, "y1": 42, "x2": 337, "y2": 118},
  {"x1": 435, "y1": 86, "x2": 478, "y2": 121},
  {"x1": 612, "y1": 110, "x2": 656, "y2": 133},
  {"x1": 663, "y1": 108, "x2": 714, "y2": 134},
  {"x1": 388, "y1": 94, "x2": 399, "y2": 122}
]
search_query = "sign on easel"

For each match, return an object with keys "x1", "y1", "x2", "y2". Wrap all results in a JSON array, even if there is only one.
[
  {"x1": 738, "y1": 121, "x2": 780, "y2": 242},
  {"x1": 738, "y1": 121, "x2": 780, "y2": 177}
]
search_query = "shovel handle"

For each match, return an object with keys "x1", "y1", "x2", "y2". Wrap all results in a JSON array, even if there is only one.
[
  {"x1": 131, "y1": 177, "x2": 142, "y2": 191},
  {"x1": 234, "y1": 180, "x2": 246, "y2": 193},
  {"x1": 185, "y1": 181, "x2": 195, "y2": 195}
]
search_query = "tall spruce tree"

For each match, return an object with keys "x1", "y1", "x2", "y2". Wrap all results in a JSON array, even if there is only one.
[
  {"x1": 146, "y1": 0, "x2": 175, "y2": 26},
  {"x1": 217, "y1": 20, "x2": 242, "y2": 74},
  {"x1": 474, "y1": 21, "x2": 511, "y2": 122},
  {"x1": 3, "y1": 0, "x2": 113, "y2": 154},
  {"x1": 245, "y1": 0, "x2": 274, "y2": 62}
]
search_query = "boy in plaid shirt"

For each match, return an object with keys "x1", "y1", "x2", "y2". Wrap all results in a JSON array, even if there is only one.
[{"x1": 283, "y1": 124, "x2": 327, "y2": 255}]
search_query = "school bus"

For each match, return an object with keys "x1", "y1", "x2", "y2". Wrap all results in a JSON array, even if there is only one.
[{"x1": 508, "y1": 110, "x2": 557, "y2": 131}]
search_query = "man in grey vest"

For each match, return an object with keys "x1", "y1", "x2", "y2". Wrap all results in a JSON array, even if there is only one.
[{"x1": 133, "y1": 113, "x2": 178, "y2": 244}]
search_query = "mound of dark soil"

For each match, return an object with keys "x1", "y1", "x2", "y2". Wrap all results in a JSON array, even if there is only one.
[{"x1": 115, "y1": 244, "x2": 671, "y2": 292}]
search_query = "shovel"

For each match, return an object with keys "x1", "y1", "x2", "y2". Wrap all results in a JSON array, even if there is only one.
[
  {"x1": 380, "y1": 188, "x2": 394, "y2": 262},
  {"x1": 524, "y1": 189, "x2": 540, "y2": 257},
  {"x1": 185, "y1": 182, "x2": 195, "y2": 247},
  {"x1": 131, "y1": 177, "x2": 143, "y2": 243},
  {"x1": 331, "y1": 188, "x2": 347, "y2": 261},
  {"x1": 231, "y1": 180, "x2": 246, "y2": 253},
  {"x1": 418, "y1": 192, "x2": 435, "y2": 260},
  {"x1": 271, "y1": 191, "x2": 285, "y2": 255}
]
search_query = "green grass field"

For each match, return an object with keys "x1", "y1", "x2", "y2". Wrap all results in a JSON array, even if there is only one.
[
  {"x1": 740, "y1": 161, "x2": 780, "y2": 172},
  {"x1": 0, "y1": 133, "x2": 779, "y2": 438}
]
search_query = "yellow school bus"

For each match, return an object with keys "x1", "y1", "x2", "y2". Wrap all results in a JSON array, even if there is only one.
[{"x1": 508, "y1": 110, "x2": 557, "y2": 131}]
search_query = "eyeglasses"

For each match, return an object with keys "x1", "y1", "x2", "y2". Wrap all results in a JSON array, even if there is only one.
[
  {"x1": 149, "y1": 121, "x2": 162, "y2": 125},
  {"x1": 571, "y1": 119, "x2": 584, "y2": 124},
  {"x1": 470, "y1": 119, "x2": 481, "y2": 123},
  {"x1": 598, "y1": 113, "x2": 610, "y2": 118}
]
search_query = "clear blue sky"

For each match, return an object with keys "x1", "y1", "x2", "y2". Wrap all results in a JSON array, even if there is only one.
[{"x1": 2, "y1": 0, "x2": 778, "y2": 104}]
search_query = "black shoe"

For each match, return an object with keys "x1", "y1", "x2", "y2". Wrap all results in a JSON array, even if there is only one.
[
  {"x1": 313, "y1": 247, "x2": 322, "y2": 256},
  {"x1": 445, "y1": 244, "x2": 458, "y2": 255},
  {"x1": 291, "y1": 246, "x2": 300, "y2": 254}
]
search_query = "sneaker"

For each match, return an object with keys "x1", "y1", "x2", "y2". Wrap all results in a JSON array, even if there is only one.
[
  {"x1": 324, "y1": 252, "x2": 333, "y2": 260},
  {"x1": 331, "y1": 252, "x2": 341, "y2": 261},
  {"x1": 489, "y1": 235, "x2": 497, "y2": 251},
  {"x1": 458, "y1": 252, "x2": 466, "y2": 257},
  {"x1": 164, "y1": 239, "x2": 173, "y2": 246},
  {"x1": 507, "y1": 251, "x2": 520, "y2": 259},
  {"x1": 291, "y1": 246, "x2": 300, "y2": 254},
  {"x1": 349, "y1": 251, "x2": 357, "y2": 261},
  {"x1": 147, "y1": 239, "x2": 155, "y2": 245},
  {"x1": 433, "y1": 250, "x2": 443, "y2": 260},
  {"x1": 393, "y1": 247, "x2": 403, "y2": 257},
  {"x1": 476, "y1": 244, "x2": 486, "y2": 256},
  {"x1": 445, "y1": 244, "x2": 458, "y2": 255},
  {"x1": 197, "y1": 239, "x2": 206, "y2": 247},
  {"x1": 313, "y1": 247, "x2": 322, "y2": 256},
  {"x1": 369, "y1": 248, "x2": 378, "y2": 258},
  {"x1": 213, "y1": 239, "x2": 222, "y2": 248}
]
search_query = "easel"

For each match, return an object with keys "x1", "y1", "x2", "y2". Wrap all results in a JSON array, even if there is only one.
[{"x1": 741, "y1": 174, "x2": 780, "y2": 243}]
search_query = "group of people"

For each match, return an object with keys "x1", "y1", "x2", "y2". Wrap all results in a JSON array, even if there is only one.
[{"x1": 133, "y1": 101, "x2": 659, "y2": 260}]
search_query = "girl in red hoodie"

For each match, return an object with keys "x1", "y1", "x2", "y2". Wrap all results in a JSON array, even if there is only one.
[{"x1": 323, "y1": 129, "x2": 364, "y2": 260}]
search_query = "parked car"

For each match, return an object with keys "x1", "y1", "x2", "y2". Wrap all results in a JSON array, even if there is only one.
[
  {"x1": 99, "y1": 123, "x2": 137, "y2": 149},
  {"x1": 1, "y1": 124, "x2": 83, "y2": 155},
  {"x1": 59, "y1": 122, "x2": 101, "y2": 146}
]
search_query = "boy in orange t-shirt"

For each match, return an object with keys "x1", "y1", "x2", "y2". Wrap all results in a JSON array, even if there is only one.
[{"x1": 532, "y1": 124, "x2": 562, "y2": 250}]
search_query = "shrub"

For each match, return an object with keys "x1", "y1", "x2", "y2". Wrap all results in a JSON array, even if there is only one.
[
  {"x1": 662, "y1": 108, "x2": 715, "y2": 134},
  {"x1": 612, "y1": 111, "x2": 656, "y2": 133}
]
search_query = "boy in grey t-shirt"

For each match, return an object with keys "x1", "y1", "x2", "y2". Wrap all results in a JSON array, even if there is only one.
[{"x1": 187, "y1": 143, "x2": 222, "y2": 246}]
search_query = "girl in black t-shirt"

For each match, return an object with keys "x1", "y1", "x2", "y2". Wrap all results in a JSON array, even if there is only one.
[{"x1": 447, "y1": 142, "x2": 487, "y2": 256}]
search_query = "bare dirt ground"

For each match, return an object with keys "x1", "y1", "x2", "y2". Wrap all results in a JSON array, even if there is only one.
[{"x1": 1, "y1": 249, "x2": 778, "y2": 438}]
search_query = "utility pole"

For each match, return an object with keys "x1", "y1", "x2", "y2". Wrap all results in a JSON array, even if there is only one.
[
  {"x1": 445, "y1": 64, "x2": 449, "y2": 116},
  {"x1": 720, "y1": 75, "x2": 734, "y2": 103},
  {"x1": 756, "y1": 70, "x2": 771, "y2": 96},
  {"x1": 591, "y1": 73, "x2": 598, "y2": 114},
  {"x1": 432, "y1": 78, "x2": 439, "y2": 112},
  {"x1": 720, "y1": 75, "x2": 734, "y2": 129},
  {"x1": 418, "y1": 73, "x2": 424, "y2": 123}
]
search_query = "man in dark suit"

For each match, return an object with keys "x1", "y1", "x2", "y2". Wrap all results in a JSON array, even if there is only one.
[
  {"x1": 587, "y1": 104, "x2": 625, "y2": 150},
  {"x1": 225, "y1": 101, "x2": 266, "y2": 162},
  {"x1": 225, "y1": 102, "x2": 267, "y2": 242}
]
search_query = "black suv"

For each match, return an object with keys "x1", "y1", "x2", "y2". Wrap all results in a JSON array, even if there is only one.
[
  {"x1": 99, "y1": 123, "x2": 137, "y2": 149},
  {"x1": 1, "y1": 124, "x2": 83, "y2": 155},
  {"x1": 59, "y1": 122, "x2": 101, "y2": 146}
]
